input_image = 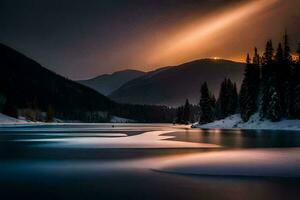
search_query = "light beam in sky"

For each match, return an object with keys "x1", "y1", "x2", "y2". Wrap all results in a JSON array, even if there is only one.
[{"x1": 150, "y1": 0, "x2": 279, "y2": 65}]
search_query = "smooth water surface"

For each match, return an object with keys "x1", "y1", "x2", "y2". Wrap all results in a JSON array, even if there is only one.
[{"x1": 0, "y1": 123, "x2": 300, "y2": 200}]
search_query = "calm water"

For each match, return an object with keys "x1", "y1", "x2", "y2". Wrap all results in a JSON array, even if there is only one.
[{"x1": 0, "y1": 124, "x2": 300, "y2": 200}]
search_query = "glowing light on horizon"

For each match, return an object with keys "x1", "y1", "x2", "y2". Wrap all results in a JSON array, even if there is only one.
[{"x1": 150, "y1": 0, "x2": 279, "y2": 65}]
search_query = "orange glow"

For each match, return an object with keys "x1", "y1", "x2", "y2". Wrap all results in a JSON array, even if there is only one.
[{"x1": 149, "y1": 0, "x2": 279, "y2": 66}]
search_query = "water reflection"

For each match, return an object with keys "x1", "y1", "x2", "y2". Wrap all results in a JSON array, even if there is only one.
[
  {"x1": 0, "y1": 124, "x2": 300, "y2": 200},
  {"x1": 169, "y1": 128, "x2": 300, "y2": 148}
]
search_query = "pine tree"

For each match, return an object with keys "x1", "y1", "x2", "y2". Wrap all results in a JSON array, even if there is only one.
[
  {"x1": 240, "y1": 51, "x2": 260, "y2": 122},
  {"x1": 217, "y1": 79, "x2": 227, "y2": 119},
  {"x1": 246, "y1": 52, "x2": 251, "y2": 64},
  {"x1": 263, "y1": 40, "x2": 274, "y2": 65},
  {"x1": 211, "y1": 94, "x2": 216, "y2": 112},
  {"x1": 199, "y1": 82, "x2": 215, "y2": 124},
  {"x1": 293, "y1": 43, "x2": 300, "y2": 118},
  {"x1": 282, "y1": 32, "x2": 293, "y2": 117},
  {"x1": 216, "y1": 78, "x2": 237, "y2": 119},
  {"x1": 275, "y1": 43, "x2": 284, "y2": 63},
  {"x1": 260, "y1": 40, "x2": 274, "y2": 118},
  {"x1": 261, "y1": 42, "x2": 285, "y2": 121},
  {"x1": 253, "y1": 47, "x2": 260, "y2": 66},
  {"x1": 283, "y1": 31, "x2": 292, "y2": 63},
  {"x1": 298, "y1": 43, "x2": 300, "y2": 63},
  {"x1": 175, "y1": 106, "x2": 184, "y2": 124},
  {"x1": 230, "y1": 83, "x2": 239, "y2": 114},
  {"x1": 253, "y1": 47, "x2": 261, "y2": 106},
  {"x1": 274, "y1": 42, "x2": 284, "y2": 94},
  {"x1": 182, "y1": 99, "x2": 191, "y2": 124},
  {"x1": 274, "y1": 41, "x2": 290, "y2": 117},
  {"x1": 267, "y1": 86, "x2": 281, "y2": 122},
  {"x1": 294, "y1": 85, "x2": 300, "y2": 118}
]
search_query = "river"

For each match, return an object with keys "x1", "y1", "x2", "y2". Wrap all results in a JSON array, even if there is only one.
[{"x1": 0, "y1": 123, "x2": 299, "y2": 200}]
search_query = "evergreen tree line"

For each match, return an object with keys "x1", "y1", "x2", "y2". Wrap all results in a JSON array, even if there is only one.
[
  {"x1": 199, "y1": 32, "x2": 300, "y2": 123},
  {"x1": 175, "y1": 78, "x2": 239, "y2": 125},
  {"x1": 241, "y1": 32, "x2": 300, "y2": 122},
  {"x1": 199, "y1": 79, "x2": 238, "y2": 124}
]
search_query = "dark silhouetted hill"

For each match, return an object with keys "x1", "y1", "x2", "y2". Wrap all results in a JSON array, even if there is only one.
[
  {"x1": 78, "y1": 70, "x2": 145, "y2": 95},
  {"x1": 110, "y1": 59, "x2": 245, "y2": 106},
  {"x1": 0, "y1": 43, "x2": 175, "y2": 122}
]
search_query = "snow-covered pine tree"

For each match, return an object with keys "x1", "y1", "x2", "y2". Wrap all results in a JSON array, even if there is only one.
[
  {"x1": 199, "y1": 82, "x2": 215, "y2": 124},
  {"x1": 267, "y1": 86, "x2": 281, "y2": 122}
]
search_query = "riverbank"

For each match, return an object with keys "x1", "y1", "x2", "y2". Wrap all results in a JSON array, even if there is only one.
[
  {"x1": 0, "y1": 112, "x2": 134, "y2": 126},
  {"x1": 193, "y1": 113, "x2": 300, "y2": 131}
]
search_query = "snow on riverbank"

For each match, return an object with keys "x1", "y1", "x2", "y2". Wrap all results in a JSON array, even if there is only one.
[
  {"x1": 0, "y1": 112, "x2": 134, "y2": 125},
  {"x1": 193, "y1": 113, "x2": 300, "y2": 131},
  {"x1": 0, "y1": 113, "x2": 28, "y2": 125},
  {"x1": 110, "y1": 116, "x2": 135, "y2": 123}
]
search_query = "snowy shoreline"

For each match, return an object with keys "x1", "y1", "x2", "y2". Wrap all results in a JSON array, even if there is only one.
[
  {"x1": 0, "y1": 113, "x2": 134, "y2": 127},
  {"x1": 193, "y1": 113, "x2": 300, "y2": 131},
  {"x1": 1, "y1": 112, "x2": 300, "y2": 131}
]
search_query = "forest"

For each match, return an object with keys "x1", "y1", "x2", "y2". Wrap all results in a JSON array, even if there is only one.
[{"x1": 195, "y1": 32, "x2": 300, "y2": 124}]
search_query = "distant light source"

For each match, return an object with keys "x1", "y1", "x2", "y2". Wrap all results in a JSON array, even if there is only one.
[
  {"x1": 151, "y1": 0, "x2": 278, "y2": 65},
  {"x1": 213, "y1": 57, "x2": 219, "y2": 60}
]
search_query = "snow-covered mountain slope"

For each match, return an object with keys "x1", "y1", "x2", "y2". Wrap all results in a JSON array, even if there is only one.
[{"x1": 193, "y1": 113, "x2": 300, "y2": 130}]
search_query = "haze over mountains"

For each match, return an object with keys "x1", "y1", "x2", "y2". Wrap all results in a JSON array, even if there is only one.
[
  {"x1": 0, "y1": 41, "x2": 245, "y2": 123},
  {"x1": 110, "y1": 59, "x2": 245, "y2": 106},
  {"x1": 0, "y1": 43, "x2": 175, "y2": 122},
  {"x1": 78, "y1": 70, "x2": 145, "y2": 95},
  {"x1": 80, "y1": 59, "x2": 245, "y2": 106}
]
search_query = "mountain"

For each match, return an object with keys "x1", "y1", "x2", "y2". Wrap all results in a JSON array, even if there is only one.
[
  {"x1": 78, "y1": 70, "x2": 145, "y2": 95},
  {"x1": 0, "y1": 43, "x2": 115, "y2": 121},
  {"x1": 0, "y1": 43, "x2": 175, "y2": 122},
  {"x1": 110, "y1": 59, "x2": 245, "y2": 106}
]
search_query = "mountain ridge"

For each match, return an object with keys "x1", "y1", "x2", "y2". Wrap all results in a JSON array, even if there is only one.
[
  {"x1": 0, "y1": 43, "x2": 175, "y2": 122},
  {"x1": 109, "y1": 58, "x2": 245, "y2": 106},
  {"x1": 78, "y1": 69, "x2": 145, "y2": 95}
]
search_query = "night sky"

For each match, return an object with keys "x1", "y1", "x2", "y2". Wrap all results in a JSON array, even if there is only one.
[{"x1": 0, "y1": 0, "x2": 299, "y2": 79}]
